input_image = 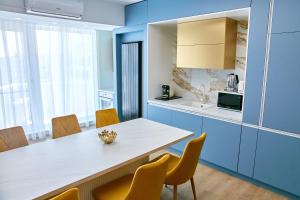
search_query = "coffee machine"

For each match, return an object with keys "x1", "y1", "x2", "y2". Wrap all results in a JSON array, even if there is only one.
[
  {"x1": 162, "y1": 84, "x2": 171, "y2": 99},
  {"x1": 155, "y1": 84, "x2": 180, "y2": 101},
  {"x1": 226, "y1": 73, "x2": 239, "y2": 92}
]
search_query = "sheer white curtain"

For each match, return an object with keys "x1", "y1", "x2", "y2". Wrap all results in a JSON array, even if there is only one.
[
  {"x1": 0, "y1": 21, "x2": 43, "y2": 138},
  {"x1": 0, "y1": 20, "x2": 97, "y2": 140},
  {"x1": 35, "y1": 25, "x2": 97, "y2": 133}
]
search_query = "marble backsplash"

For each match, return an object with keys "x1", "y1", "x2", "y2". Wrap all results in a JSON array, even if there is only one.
[{"x1": 172, "y1": 21, "x2": 248, "y2": 104}]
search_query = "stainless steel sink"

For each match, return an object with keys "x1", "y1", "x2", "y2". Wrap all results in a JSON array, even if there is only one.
[{"x1": 177, "y1": 101, "x2": 213, "y2": 110}]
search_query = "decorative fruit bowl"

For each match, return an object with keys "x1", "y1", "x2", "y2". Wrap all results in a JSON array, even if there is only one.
[{"x1": 98, "y1": 130, "x2": 117, "y2": 144}]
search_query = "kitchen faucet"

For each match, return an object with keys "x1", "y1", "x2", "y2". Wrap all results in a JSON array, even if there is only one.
[{"x1": 196, "y1": 84, "x2": 209, "y2": 103}]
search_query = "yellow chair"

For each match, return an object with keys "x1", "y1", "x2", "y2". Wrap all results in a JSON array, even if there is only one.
[
  {"x1": 153, "y1": 133, "x2": 206, "y2": 200},
  {"x1": 0, "y1": 126, "x2": 28, "y2": 152},
  {"x1": 95, "y1": 108, "x2": 119, "y2": 128},
  {"x1": 52, "y1": 114, "x2": 81, "y2": 139},
  {"x1": 92, "y1": 154, "x2": 170, "y2": 200},
  {"x1": 50, "y1": 188, "x2": 80, "y2": 200}
]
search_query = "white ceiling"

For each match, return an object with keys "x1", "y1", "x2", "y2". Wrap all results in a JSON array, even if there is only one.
[{"x1": 104, "y1": 0, "x2": 143, "y2": 5}]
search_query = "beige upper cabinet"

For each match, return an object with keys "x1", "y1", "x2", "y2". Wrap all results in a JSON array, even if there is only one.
[{"x1": 177, "y1": 17, "x2": 237, "y2": 69}]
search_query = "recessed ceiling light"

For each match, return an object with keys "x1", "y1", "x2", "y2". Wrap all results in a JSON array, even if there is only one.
[{"x1": 15, "y1": 17, "x2": 22, "y2": 20}]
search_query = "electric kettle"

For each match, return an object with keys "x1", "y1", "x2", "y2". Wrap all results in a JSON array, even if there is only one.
[{"x1": 226, "y1": 73, "x2": 239, "y2": 92}]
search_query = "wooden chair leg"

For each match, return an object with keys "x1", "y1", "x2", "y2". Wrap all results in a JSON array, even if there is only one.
[
  {"x1": 190, "y1": 177, "x2": 197, "y2": 200},
  {"x1": 173, "y1": 185, "x2": 177, "y2": 200}
]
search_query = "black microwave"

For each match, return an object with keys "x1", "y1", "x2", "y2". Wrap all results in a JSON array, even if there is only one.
[{"x1": 217, "y1": 91, "x2": 243, "y2": 111}]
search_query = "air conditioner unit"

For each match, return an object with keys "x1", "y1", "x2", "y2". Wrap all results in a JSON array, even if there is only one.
[{"x1": 25, "y1": 0, "x2": 84, "y2": 20}]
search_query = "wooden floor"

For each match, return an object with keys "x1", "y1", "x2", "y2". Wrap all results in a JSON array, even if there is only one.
[{"x1": 154, "y1": 152, "x2": 287, "y2": 200}]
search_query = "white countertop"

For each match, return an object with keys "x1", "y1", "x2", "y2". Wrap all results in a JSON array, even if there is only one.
[
  {"x1": 148, "y1": 99, "x2": 243, "y2": 123},
  {"x1": 0, "y1": 118, "x2": 192, "y2": 200}
]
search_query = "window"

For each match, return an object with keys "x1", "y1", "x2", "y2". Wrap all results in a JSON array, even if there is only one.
[
  {"x1": 0, "y1": 20, "x2": 97, "y2": 139},
  {"x1": 0, "y1": 25, "x2": 31, "y2": 129}
]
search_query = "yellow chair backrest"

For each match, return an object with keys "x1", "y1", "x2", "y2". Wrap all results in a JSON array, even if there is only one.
[
  {"x1": 0, "y1": 126, "x2": 28, "y2": 152},
  {"x1": 52, "y1": 114, "x2": 81, "y2": 139},
  {"x1": 166, "y1": 133, "x2": 206, "y2": 184},
  {"x1": 125, "y1": 154, "x2": 170, "y2": 200},
  {"x1": 95, "y1": 108, "x2": 119, "y2": 128},
  {"x1": 50, "y1": 188, "x2": 80, "y2": 200}
]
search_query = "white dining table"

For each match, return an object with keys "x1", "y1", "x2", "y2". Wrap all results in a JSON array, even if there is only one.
[{"x1": 0, "y1": 118, "x2": 193, "y2": 200}]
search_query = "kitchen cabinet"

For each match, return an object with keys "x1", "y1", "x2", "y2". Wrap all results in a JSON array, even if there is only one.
[
  {"x1": 125, "y1": 1, "x2": 148, "y2": 26},
  {"x1": 177, "y1": 18, "x2": 237, "y2": 69},
  {"x1": 147, "y1": 0, "x2": 251, "y2": 23},
  {"x1": 177, "y1": 44, "x2": 226, "y2": 69},
  {"x1": 169, "y1": 110, "x2": 203, "y2": 153},
  {"x1": 254, "y1": 130, "x2": 300, "y2": 196},
  {"x1": 147, "y1": 105, "x2": 172, "y2": 125},
  {"x1": 263, "y1": 32, "x2": 300, "y2": 134},
  {"x1": 272, "y1": 0, "x2": 300, "y2": 33},
  {"x1": 201, "y1": 117, "x2": 241, "y2": 171},
  {"x1": 242, "y1": 0, "x2": 270, "y2": 125},
  {"x1": 238, "y1": 126, "x2": 258, "y2": 177},
  {"x1": 147, "y1": 105, "x2": 202, "y2": 152},
  {"x1": 177, "y1": 19, "x2": 227, "y2": 45}
]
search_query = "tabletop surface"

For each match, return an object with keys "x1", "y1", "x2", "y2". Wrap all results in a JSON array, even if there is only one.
[{"x1": 0, "y1": 118, "x2": 193, "y2": 200}]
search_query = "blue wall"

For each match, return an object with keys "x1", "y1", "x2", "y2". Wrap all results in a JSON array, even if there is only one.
[
  {"x1": 113, "y1": 25, "x2": 148, "y2": 121},
  {"x1": 125, "y1": 1, "x2": 148, "y2": 26}
]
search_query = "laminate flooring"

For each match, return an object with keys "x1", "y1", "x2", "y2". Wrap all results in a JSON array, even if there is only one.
[{"x1": 154, "y1": 151, "x2": 287, "y2": 200}]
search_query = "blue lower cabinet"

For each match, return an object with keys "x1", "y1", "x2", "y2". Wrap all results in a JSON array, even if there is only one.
[
  {"x1": 238, "y1": 126, "x2": 258, "y2": 177},
  {"x1": 169, "y1": 110, "x2": 203, "y2": 153},
  {"x1": 201, "y1": 117, "x2": 241, "y2": 172},
  {"x1": 254, "y1": 130, "x2": 300, "y2": 196},
  {"x1": 147, "y1": 105, "x2": 172, "y2": 125}
]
